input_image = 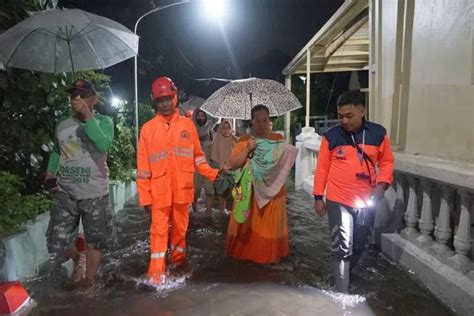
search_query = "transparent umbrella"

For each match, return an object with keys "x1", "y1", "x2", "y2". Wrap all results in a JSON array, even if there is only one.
[
  {"x1": 179, "y1": 96, "x2": 206, "y2": 117},
  {"x1": 179, "y1": 96, "x2": 218, "y2": 129},
  {"x1": 0, "y1": 8, "x2": 139, "y2": 74}
]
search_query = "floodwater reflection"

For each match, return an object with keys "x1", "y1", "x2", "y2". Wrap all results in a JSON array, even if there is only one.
[{"x1": 26, "y1": 187, "x2": 453, "y2": 315}]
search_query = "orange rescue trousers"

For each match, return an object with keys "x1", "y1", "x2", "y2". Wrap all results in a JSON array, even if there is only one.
[{"x1": 148, "y1": 203, "x2": 189, "y2": 283}]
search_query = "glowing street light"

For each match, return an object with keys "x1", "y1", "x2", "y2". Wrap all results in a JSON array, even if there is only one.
[
  {"x1": 111, "y1": 96, "x2": 124, "y2": 109},
  {"x1": 133, "y1": 0, "x2": 227, "y2": 146},
  {"x1": 203, "y1": 0, "x2": 227, "y2": 21}
]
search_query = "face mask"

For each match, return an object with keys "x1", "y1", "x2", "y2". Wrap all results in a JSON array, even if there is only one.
[{"x1": 196, "y1": 118, "x2": 206, "y2": 126}]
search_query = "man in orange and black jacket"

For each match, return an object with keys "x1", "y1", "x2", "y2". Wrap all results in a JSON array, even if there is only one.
[{"x1": 313, "y1": 91, "x2": 394, "y2": 293}]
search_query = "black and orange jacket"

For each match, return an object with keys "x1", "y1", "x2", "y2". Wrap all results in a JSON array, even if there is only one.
[{"x1": 313, "y1": 121, "x2": 394, "y2": 208}]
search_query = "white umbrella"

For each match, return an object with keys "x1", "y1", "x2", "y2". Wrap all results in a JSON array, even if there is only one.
[
  {"x1": 179, "y1": 96, "x2": 206, "y2": 115},
  {"x1": 179, "y1": 96, "x2": 218, "y2": 128},
  {"x1": 200, "y1": 78, "x2": 303, "y2": 120},
  {"x1": 0, "y1": 8, "x2": 139, "y2": 74}
]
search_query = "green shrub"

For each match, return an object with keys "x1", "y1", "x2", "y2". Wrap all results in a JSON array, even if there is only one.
[
  {"x1": 108, "y1": 116, "x2": 135, "y2": 182},
  {"x1": 0, "y1": 70, "x2": 111, "y2": 194},
  {"x1": 107, "y1": 100, "x2": 155, "y2": 182},
  {"x1": 0, "y1": 172, "x2": 52, "y2": 238}
]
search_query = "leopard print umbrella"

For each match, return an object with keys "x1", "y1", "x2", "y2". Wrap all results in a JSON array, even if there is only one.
[{"x1": 200, "y1": 78, "x2": 302, "y2": 119}]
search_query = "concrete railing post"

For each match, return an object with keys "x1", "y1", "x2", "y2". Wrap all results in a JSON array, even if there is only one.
[
  {"x1": 448, "y1": 190, "x2": 473, "y2": 273},
  {"x1": 417, "y1": 179, "x2": 434, "y2": 246},
  {"x1": 395, "y1": 175, "x2": 405, "y2": 209},
  {"x1": 430, "y1": 185, "x2": 454, "y2": 259},
  {"x1": 401, "y1": 177, "x2": 420, "y2": 239}
]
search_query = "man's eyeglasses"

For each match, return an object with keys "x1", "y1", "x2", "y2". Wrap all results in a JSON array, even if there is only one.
[{"x1": 69, "y1": 90, "x2": 91, "y2": 98}]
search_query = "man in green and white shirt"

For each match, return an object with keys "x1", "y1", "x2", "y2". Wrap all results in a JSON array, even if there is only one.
[{"x1": 45, "y1": 79, "x2": 115, "y2": 287}]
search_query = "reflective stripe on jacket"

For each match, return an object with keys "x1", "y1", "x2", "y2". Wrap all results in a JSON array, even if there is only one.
[{"x1": 137, "y1": 111, "x2": 218, "y2": 208}]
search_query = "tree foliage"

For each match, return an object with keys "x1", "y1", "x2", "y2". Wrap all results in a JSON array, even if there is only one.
[
  {"x1": 0, "y1": 171, "x2": 52, "y2": 238},
  {"x1": 108, "y1": 114, "x2": 135, "y2": 182},
  {"x1": 0, "y1": 70, "x2": 111, "y2": 193},
  {"x1": 0, "y1": 0, "x2": 140, "y2": 236},
  {"x1": 0, "y1": 0, "x2": 59, "y2": 30}
]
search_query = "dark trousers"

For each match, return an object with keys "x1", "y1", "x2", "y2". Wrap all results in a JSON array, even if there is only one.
[{"x1": 326, "y1": 200, "x2": 374, "y2": 293}]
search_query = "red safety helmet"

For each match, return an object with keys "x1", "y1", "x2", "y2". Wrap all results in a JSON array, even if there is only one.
[
  {"x1": 151, "y1": 76, "x2": 178, "y2": 109},
  {"x1": 151, "y1": 77, "x2": 177, "y2": 99}
]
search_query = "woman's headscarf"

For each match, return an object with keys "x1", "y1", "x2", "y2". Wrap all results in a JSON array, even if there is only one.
[
  {"x1": 211, "y1": 119, "x2": 236, "y2": 169},
  {"x1": 192, "y1": 108, "x2": 214, "y2": 156}
]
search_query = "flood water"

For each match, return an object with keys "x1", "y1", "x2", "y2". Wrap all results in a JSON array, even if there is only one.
[{"x1": 25, "y1": 186, "x2": 453, "y2": 316}]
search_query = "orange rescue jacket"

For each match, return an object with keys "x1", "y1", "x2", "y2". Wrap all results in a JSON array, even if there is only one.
[
  {"x1": 137, "y1": 111, "x2": 218, "y2": 208},
  {"x1": 313, "y1": 121, "x2": 394, "y2": 208}
]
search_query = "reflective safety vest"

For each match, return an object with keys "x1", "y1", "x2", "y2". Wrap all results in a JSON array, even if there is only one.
[{"x1": 137, "y1": 111, "x2": 218, "y2": 208}]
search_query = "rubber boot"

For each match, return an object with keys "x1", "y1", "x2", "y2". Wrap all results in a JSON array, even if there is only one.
[{"x1": 332, "y1": 259, "x2": 350, "y2": 293}]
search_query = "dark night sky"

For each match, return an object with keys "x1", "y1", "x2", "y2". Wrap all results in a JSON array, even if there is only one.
[{"x1": 61, "y1": 0, "x2": 343, "y2": 102}]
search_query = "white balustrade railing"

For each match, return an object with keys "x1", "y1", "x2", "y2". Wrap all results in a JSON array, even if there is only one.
[
  {"x1": 431, "y1": 185, "x2": 455, "y2": 259},
  {"x1": 294, "y1": 127, "x2": 321, "y2": 193},
  {"x1": 294, "y1": 130, "x2": 474, "y2": 277},
  {"x1": 396, "y1": 172, "x2": 473, "y2": 274}
]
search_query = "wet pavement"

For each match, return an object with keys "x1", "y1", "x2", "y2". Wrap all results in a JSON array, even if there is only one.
[{"x1": 25, "y1": 185, "x2": 454, "y2": 316}]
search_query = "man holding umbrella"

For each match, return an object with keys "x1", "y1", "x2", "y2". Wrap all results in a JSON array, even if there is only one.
[
  {"x1": 44, "y1": 79, "x2": 116, "y2": 287},
  {"x1": 137, "y1": 77, "x2": 219, "y2": 284}
]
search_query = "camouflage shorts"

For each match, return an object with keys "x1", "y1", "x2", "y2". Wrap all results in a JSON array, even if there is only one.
[{"x1": 46, "y1": 191, "x2": 117, "y2": 255}]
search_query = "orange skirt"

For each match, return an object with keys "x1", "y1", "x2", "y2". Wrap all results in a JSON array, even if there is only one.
[{"x1": 226, "y1": 187, "x2": 289, "y2": 264}]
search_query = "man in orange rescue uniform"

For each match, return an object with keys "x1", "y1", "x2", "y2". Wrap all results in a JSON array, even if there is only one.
[
  {"x1": 137, "y1": 77, "x2": 219, "y2": 284},
  {"x1": 313, "y1": 91, "x2": 394, "y2": 293}
]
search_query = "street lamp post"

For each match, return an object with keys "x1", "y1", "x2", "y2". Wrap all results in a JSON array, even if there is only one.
[
  {"x1": 133, "y1": 0, "x2": 226, "y2": 146},
  {"x1": 133, "y1": 1, "x2": 191, "y2": 146}
]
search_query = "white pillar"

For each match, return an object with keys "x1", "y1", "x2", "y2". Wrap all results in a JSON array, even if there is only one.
[
  {"x1": 294, "y1": 141, "x2": 305, "y2": 190},
  {"x1": 430, "y1": 185, "x2": 454, "y2": 259},
  {"x1": 448, "y1": 190, "x2": 473, "y2": 273},
  {"x1": 401, "y1": 177, "x2": 420, "y2": 239},
  {"x1": 284, "y1": 76, "x2": 292, "y2": 143},
  {"x1": 417, "y1": 180, "x2": 434, "y2": 245}
]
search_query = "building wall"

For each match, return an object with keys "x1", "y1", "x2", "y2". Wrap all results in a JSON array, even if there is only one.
[
  {"x1": 378, "y1": 0, "x2": 398, "y2": 131},
  {"x1": 374, "y1": 0, "x2": 474, "y2": 163},
  {"x1": 404, "y1": 0, "x2": 474, "y2": 162}
]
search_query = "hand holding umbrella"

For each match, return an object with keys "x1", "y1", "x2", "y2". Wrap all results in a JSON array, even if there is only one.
[{"x1": 247, "y1": 137, "x2": 257, "y2": 158}]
